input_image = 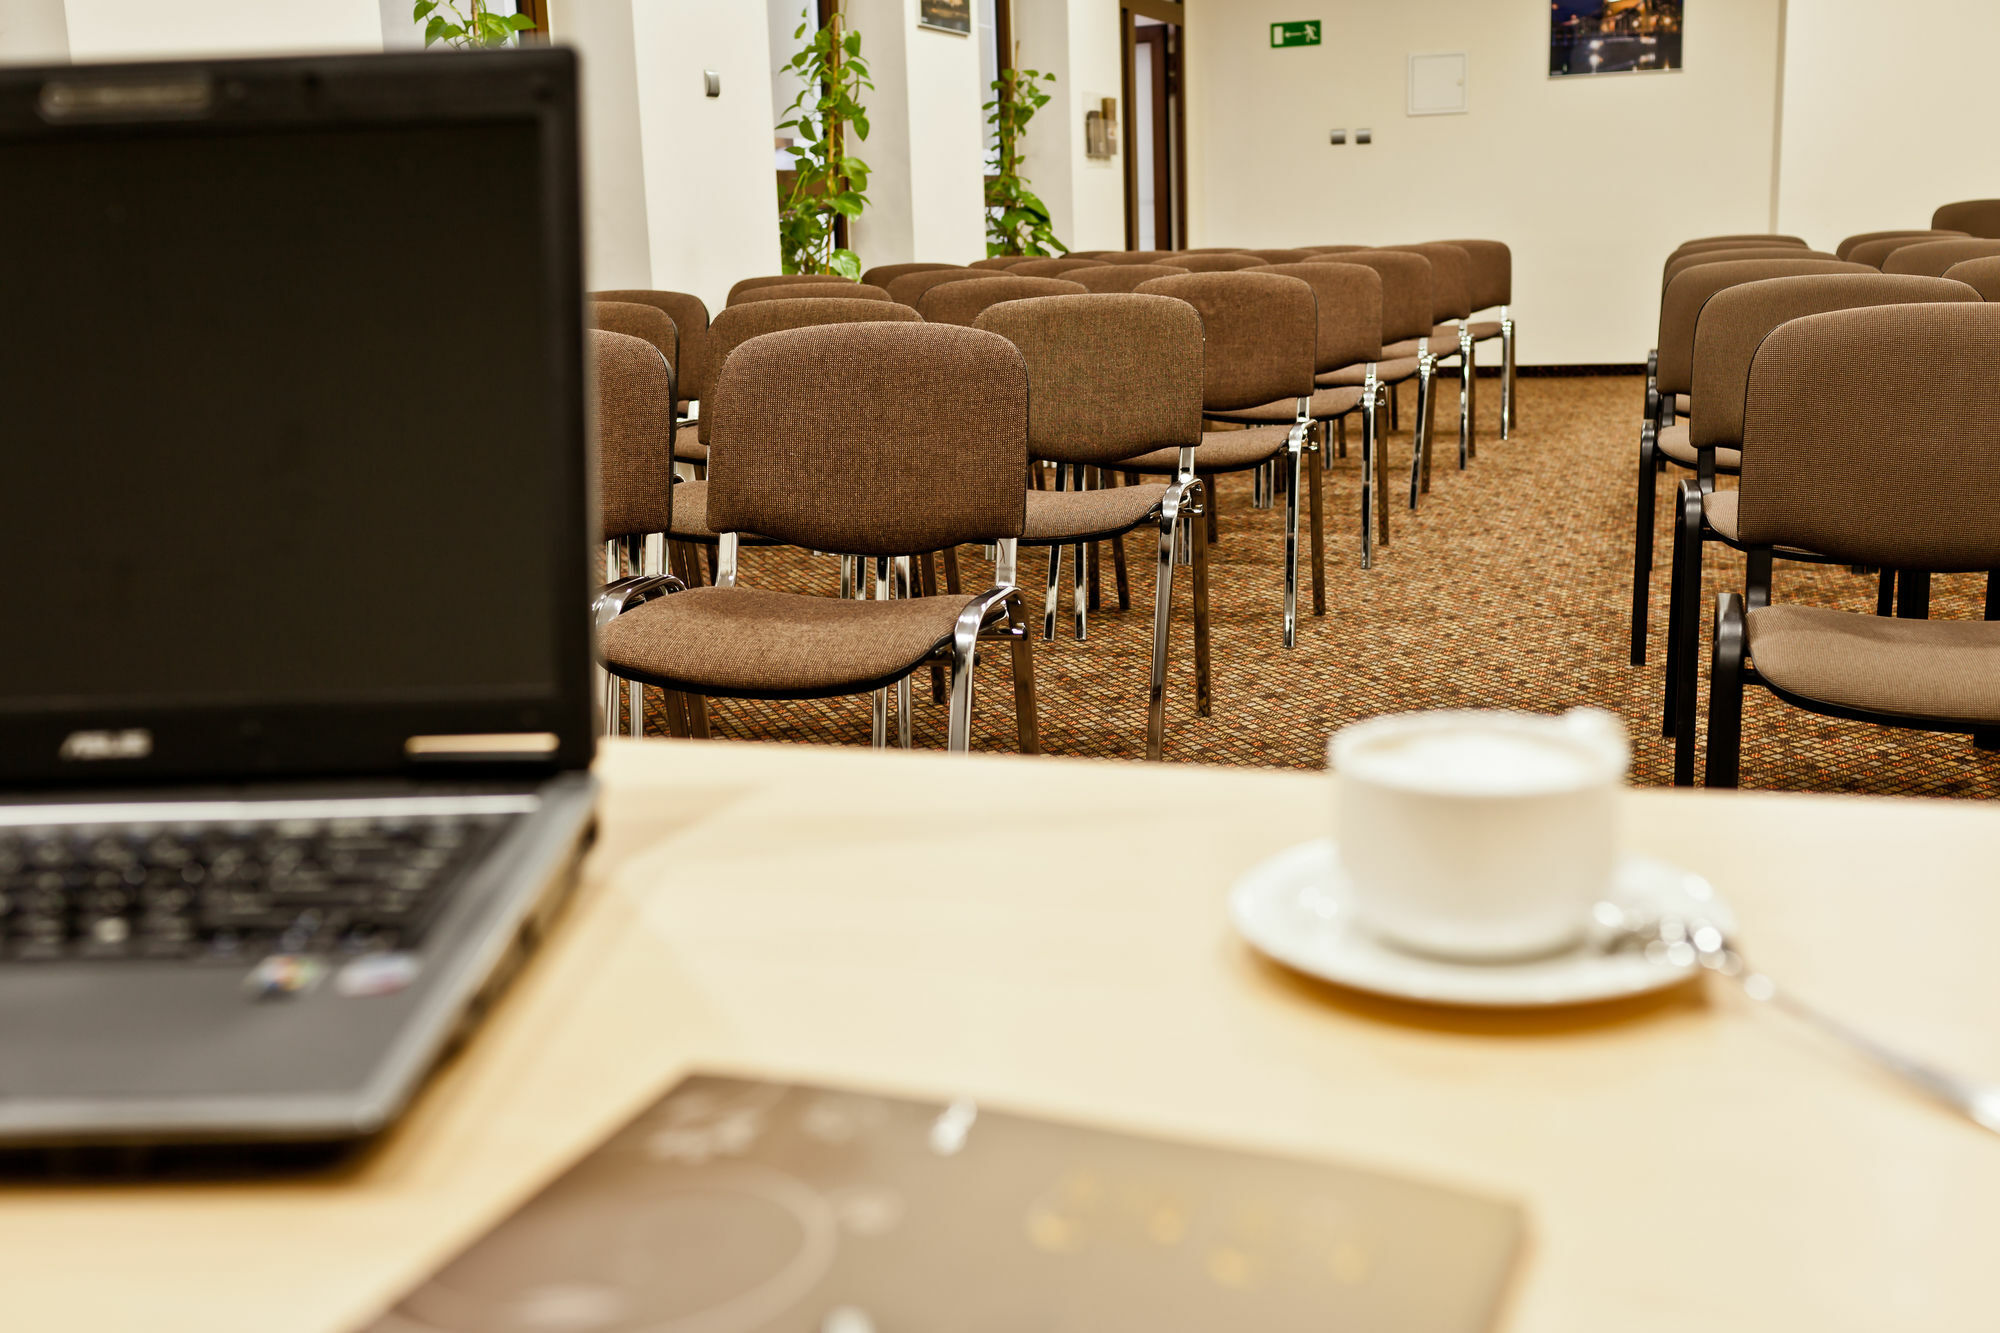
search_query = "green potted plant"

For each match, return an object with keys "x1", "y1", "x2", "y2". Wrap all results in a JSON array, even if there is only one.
[
  {"x1": 411, "y1": 0, "x2": 535, "y2": 48},
  {"x1": 985, "y1": 60, "x2": 1066, "y2": 257},
  {"x1": 776, "y1": 1, "x2": 873, "y2": 278}
]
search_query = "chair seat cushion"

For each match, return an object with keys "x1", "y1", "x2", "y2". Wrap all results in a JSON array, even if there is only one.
[
  {"x1": 1747, "y1": 605, "x2": 2000, "y2": 724},
  {"x1": 1023, "y1": 482, "x2": 1168, "y2": 543},
  {"x1": 1675, "y1": 392, "x2": 1692, "y2": 417},
  {"x1": 601, "y1": 585, "x2": 976, "y2": 697},
  {"x1": 1657, "y1": 424, "x2": 1741, "y2": 472},
  {"x1": 666, "y1": 481, "x2": 775, "y2": 545},
  {"x1": 674, "y1": 439, "x2": 708, "y2": 464},
  {"x1": 1319, "y1": 356, "x2": 1422, "y2": 387},
  {"x1": 1120, "y1": 425, "x2": 1290, "y2": 474},
  {"x1": 1701, "y1": 490, "x2": 1818, "y2": 557},
  {"x1": 1208, "y1": 386, "x2": 1369, "y2": 425}
]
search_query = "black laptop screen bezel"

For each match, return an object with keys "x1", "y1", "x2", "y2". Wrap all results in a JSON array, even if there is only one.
[{"x1": 0, "y1": 50, "x2": 597, "y2": 787}]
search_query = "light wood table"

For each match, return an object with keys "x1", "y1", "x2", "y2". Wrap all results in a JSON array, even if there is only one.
[{"x1": 4, "y1": 739, "x2": 1998, "y2": 1331}]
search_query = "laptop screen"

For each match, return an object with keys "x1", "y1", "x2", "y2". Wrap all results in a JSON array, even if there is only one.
[{"x1": 0, "y1": 53, "x2": 592, "y2": 783}]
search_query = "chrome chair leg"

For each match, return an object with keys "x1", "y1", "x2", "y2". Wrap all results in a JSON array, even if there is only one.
[
  {"x1": 1003, "y1": 591, "x2": 1039, "y2": 754},
  {"x1": 1042, "y1": 543, "x2": 1063, "y2": 641},
  {"x1": 1071, "y1": 467, "x2": 1088, "y2": 641},
  {"x1": 946, "y1": 606, "x2": 981, "y2": 752},
  {"x1": 1500, "y1": 307, "x2": 1517, "y2": 439},
  {"x1": 1283, "y1": 428, "x2": 1305, "y2": 647},
  {"x1": 871, "y1": 556, "x2": 891, "y2": 748},
  {"x1": 1359, "y1": 403, "x2": 1376, "y2": 572},
  {"x1": 893, "y1": 556, "x2": 914, "y2": 749},
  {"x1": 1252, "y1": 458, "x2": 1274, "y2": 510},
  {"x1": 1459, "y1": 325, "x2": 1477, "y2": 463}
]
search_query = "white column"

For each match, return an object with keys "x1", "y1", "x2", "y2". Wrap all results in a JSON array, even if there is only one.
[
  {"x1": 545, "y1": 0, "x2": 653, "y2": 292},
  {"x1": 0, "y1": 0, "x2": 70, "y2": 62},
  {"x1": 1016, "y1": 0, "x2": 1125, "y2": 252}
]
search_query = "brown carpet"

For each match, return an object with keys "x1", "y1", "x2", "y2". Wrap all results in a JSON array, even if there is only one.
[{"x1": 641, "y1": 375, "x2": 2000, "y2": 798}]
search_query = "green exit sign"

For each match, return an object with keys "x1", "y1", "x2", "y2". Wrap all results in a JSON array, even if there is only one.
[{"x1": 1270, "y1": 20, "x2": 1321, "y2": 48}]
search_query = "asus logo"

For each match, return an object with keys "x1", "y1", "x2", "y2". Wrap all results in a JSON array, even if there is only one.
[{"x1": 59, "y1": 729, "x2": 153, "y2": 762}]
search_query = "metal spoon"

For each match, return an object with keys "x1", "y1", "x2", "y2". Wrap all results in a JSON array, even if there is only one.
[{"x1": 1591, "y1": 901, "x2": 2000, "y2": 1137}]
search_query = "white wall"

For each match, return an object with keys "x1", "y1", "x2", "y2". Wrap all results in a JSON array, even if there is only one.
[
  {"x1": 0, "y1": 0, "x2": 70, "y2": 62},
  {"x1": 546, "y1": 0, "x2": 653, "y2": 292},
  {"x1": 1015, "y1": 0, "x2": 1124, "y2": 252},
  {"x1": 62, "y1": 0, "x2": 383, "y2": 60},
  {"x1": 1184, "y1": 0, "x2": 1787, "y2": 365},
  {"x1": 1774, "y1": 0, "x2": 2000, "y2": 247}
]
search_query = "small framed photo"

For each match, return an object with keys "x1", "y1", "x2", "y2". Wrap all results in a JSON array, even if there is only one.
[{"x1": 918, "y1": 0, "x2": 971, "y2": 36}]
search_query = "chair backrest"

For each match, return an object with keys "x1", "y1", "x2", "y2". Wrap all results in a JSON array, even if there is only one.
[
  {"x1": 862, "y1": 261, "x2": 960, "y2": 289},
  {"x1": 1102, "y1": 250, "x2": 1175, "y2": 265},
  {"x1": 699, "y1": 298, "x2": 922, "y2": 444},
  {"x1": 1438, "y1": 239, "x2": 1512, "y2": 310},
  {"x1": 734, "y1": 281, "x2": 893, "y2": 305},
  {"x1": 1943, "y1": 256, "x2": 2000, "y2": 301},
  {"x1": 1067, "y1": 263, "x2": 1190, "y2": 292},
  {"x1": 1176, "y1": 247, "x2": 1245, "y2": 255},
  {"x1": 887, "y1": 267, "x2": 984, "y2": 306},
  {"x1": 1009, "y1": 257, "x2": 1099, "y2": 278},
  {"x1": 1931, "y1": 200, "x2": 2000, "y2": 239},
  {"x1": 592, "y1": 330, "x2": 676, "y2": 543},
  {"x1": 1302, "y1": 244, "x2": 1367, "y2": 254},
  {"x1": 919, "y1": 275, "x2": 1088, "y2": 326},
  {"x1": 726, "y1": 272, "x2": 857, "y2": 305},
  {"x1": 1834, "y1": 229, "x2": 1965, "y2": 261},
  {"x1": 1064, "y1": 250, "x2": 1114, "y2": 261},
  {"x1": 970, "y1": 256, "x2": 1032, "y2": 269},
  {"x1": 593, "y1": 289, "x2": 708, "y2": 403},
  {"x1": 975, "y1": 293, "x2": 1202, "y2": 466},
  {"x1": 1690, "y1": 273, "x2": 1982, "y2": 451},
  {"x1": 1252, "y1": 262, "x2": 1383, "y2": 372},
  {"x1": 1881, "y1": 238, "x2": 2000, "y2": 277},
  {"x1": 590, "y1": 301, "x2": 678, "y2": 391},
  {"x1": 1676, "y1": 234, "x2": 1808, "y2": 255},
  {"x1": 1738, "y1": 303, "x2": 2000, "y2": 570},
  {"x1": 1380, "y1": 243, "x2": 1472, "y2": 322},
  {"x1": 1236, "y1": 248, "x2": 1315, "y2": 265},
  {"x1": 1846, "y1": 233, "x2": 1969, "y2": 270},
  {"x1": 1134, "y1": 271, "x2": 1316, "y2": 411},
  {"x1": 1661, "y1": 247, "x2": 1837, "y2": 291},
  {"x1": 1656, "y1": 258, "x2": 1870, "y2": 394},
  {"x1": 1327, "y1": 250, "x2": 1432, "y2": 345},
  {"x1": 705, "y1": 322, "x2": 1029, "y2": 555},
  {"x1": 1174, "y1": 253, "x2": 1263, "y2": 273}
]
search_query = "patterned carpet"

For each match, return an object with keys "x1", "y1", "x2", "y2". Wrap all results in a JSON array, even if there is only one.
[{"x1": 641, "y1": 375, "x2": 2000, "y2": 798}]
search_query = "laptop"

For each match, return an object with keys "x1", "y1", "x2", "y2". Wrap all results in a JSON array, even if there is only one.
[{"x1": 0, "y1": 49, "x2": 598, "y2": 1152}]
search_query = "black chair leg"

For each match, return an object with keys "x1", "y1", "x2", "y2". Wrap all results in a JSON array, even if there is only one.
[
  {"x1": 1630, "y1": 422, "x2": 1658, "y2": 666},
  {"x1": 1876, "y1": 568, "x2": 1896, "y2": 616},
  {"x1": 1704, "y1": 593, "x2": 1747, "y2": 788},
  {"x1": 1896, "y1": 570, "x2": 1931, "y2": 619},
  {"x1": 1671, "y1": 485, "x2": 1705, "y2": 785},
  {"x1": 1663, "y1": 481, "x2": 1687, "y2": 738}
]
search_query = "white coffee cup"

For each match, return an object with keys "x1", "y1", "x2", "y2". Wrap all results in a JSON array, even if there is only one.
[{"x1": 1329, "y1": 709, "x2": 1631, "y2": 961}]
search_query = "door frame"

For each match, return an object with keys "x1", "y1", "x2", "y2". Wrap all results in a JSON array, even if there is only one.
[{"x1": 1120, "y1": 1, "x2": 1187, "y2": 251}]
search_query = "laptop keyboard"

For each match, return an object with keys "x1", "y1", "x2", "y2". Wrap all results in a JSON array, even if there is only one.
[{"x1": 0, "y1": 813, "x2": 512, "y2": 963}]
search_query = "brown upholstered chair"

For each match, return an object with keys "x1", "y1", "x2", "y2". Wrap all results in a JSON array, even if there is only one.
[
  {"x1": 1701, "y1": 303, "x2": 2000, "y2": 786},
  {"x1": 1068, "y1": 263, "x2": 1189, "y2": 292},
  {"x1": 1008, "y1": 257, "x2": 1098, "y2": 278},
  {"x1": 1176, "y1": 247, "x2": 1247, "y2": 255},
  {"x1": 917, "y1": 275, "x2": 1088, "y2": 327},
  {"x1": 1630, "y1": 256, "x2": 1868, "y2": 664},
  {"x1": 1310, "y1": 250, "x2": 1437, "y2": 497},
  {"x1": 1648, "y1": 247, "x2": 1837, "y2": 429},
  {"x1": 1101, "y1": 250, "x2": 1175, "y2": 265},
  {"x1": 1677, "y1": 233, "x2": 1808, "y2": 253},
  {"x1": 734, "y1": 281, "x2": 893, "y2": 305},
  {"x1": 1238, "y1": 262, "x2": 1393, "y2": 566},
  {"x1": 1931, "y1": 200, "x2": 2000, "y2": 239},
  {"x1": 592, "y1": 288, "x2": 709, "y2": 424},
  {"x1": 1380, "y1": 243, "x2": 1480, "y2": 470},
  {"x1": 1064, "y1": 250, "x2": 1115, "y2": 260},
  {"x1": 1662, "y1": 272, "x2": 1983, "y2": 782},
  {"x1": 1236, "y1": 248, "x2": 1315, "y2": 265},
  {"x1": 1834, "y1": 229, "x2": 1965, "y2": 262},
  {"x1": 726, "y1": 273, "x2": 858, "y2": 305},
  {"x1": 587, "y1": 330, "x2": 696, "y2": 739},
  {"x1": 969, "y1": 255, "x2": 1034, "y2": 269},
  {"x1": 975, "y1": 294, "x2": 1210, "y2": 758},
  {"x1": 1174, "y1": 253, "x2": 1264, "y2": 273},
  {"x1": 887, "y1": 267, "x2": 983, "y2": 307},
  {"x1": 1438, "y1": 239, "x2": 1518, "y2": 439},
  {"x1": 598, "y1": 322, "x2": 1039, "y2": 754},
  {"x1": 862, "y1": 261, "x2": 960, "y2": 288},
  {"x1": 1119, "y1": 271, "x2": 1323, "y2": 647},
  {"x1": 1943, "y1": 255, "x2": 2000, "y2": 300},
  {"x1": 1881, "y1": 238, "x2": 2000, "y2": 277},
  {"x1": 664, "y1": 299, "x2": 922, "y2": 582},
  {"x1": 590, "y1": 301, "x2": 677, "y2": 383},
  {"x1": 1301, "y1": 244, "x2": 1367, "y2": 255}
]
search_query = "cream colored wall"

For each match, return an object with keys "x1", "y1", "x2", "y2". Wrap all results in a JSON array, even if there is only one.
[
  {"x1": 1016, "y1": 0, "x2": 1125, "y2": 252},
  {"x1": 0, "y1": 0, "x2": 70, "y2": 62},
  {"x1": 1774, "y1": 0, "x2": 2000, "y2": 247},
  {"x1": 61, "y1": 0, "x2": 383, "y2": 60},
  {"x1": 1183, "y1": 0, "x2": 1787, "y2": 365},
  {"x1": 545, "y1": 0, "x2": 652, "y2": 293}
]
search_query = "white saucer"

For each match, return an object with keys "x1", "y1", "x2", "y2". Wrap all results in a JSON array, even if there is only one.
[{"x1": 1229, "y1": 839, "x2": 1734, "y2": 1009}]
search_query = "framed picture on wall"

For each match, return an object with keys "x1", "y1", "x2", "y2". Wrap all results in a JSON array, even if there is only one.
[
  {"x1": 1550, "y1": 1, "x2": 1682, "y2": 77},
  {"x1": 918, "y1": 0, "x2": 971, "y2": 35}
]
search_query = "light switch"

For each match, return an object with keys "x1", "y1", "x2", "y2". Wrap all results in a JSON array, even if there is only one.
[
  {"x1": 703, "y1": 70, "x2": 721, "y2": 98},
  {"x1": 1356, "y1": 127, "x2": 1372, "y2": 144},
  {"x1": 1329, "y1": 128, "x2": 1347, "y2": 145}
]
